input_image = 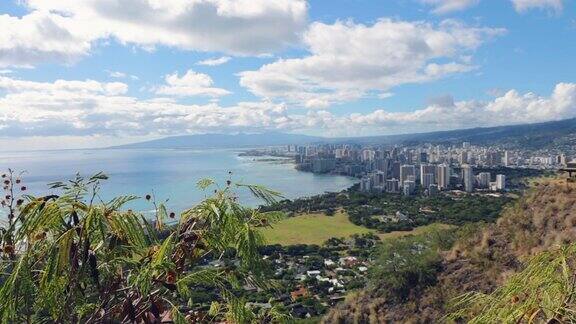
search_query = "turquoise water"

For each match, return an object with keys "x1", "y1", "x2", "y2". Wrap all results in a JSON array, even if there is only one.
[{"x1": 0, "y1": 148, "x2": 356, "y2": 214}]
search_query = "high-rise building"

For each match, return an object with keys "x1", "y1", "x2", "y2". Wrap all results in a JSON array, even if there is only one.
[
  {"x1": 371, "y1": 171, "x2": 387, "y2": 187},
  {"x1": 437, "y1": 164, "x2": 451, "y2": 190},
  {"x1": 312, "y1": 158, "x2": 336, "y2": 173},
  {"x1": 478, "y1": 172, "x2": 491, "y2": 188},
  {"x1": 459, "y1": 151, "x2": 468, "y2": 165},
  {"x1": 422, "y1": 173, "x2": 435, "y2": 189},
  {"x1": 361, "y1": 149, "x2": 376, "y2": 162},
  {"x1": 496, "y1": 174, "x2": 506, "y2": 191},
  {"x1": 403, "y1": 180, "x2": 416, "y2": 196},
  {"x1": 386, "y1": 179, "x2": 400, "y2": 193},
  {"x1": 335, "y1": 148, "x2": 346, "y2": 159},
  {"x1": 375, "y1": 158, "x2": 390, "y2": 175},
  {"x1": 463, "y1": 142, "x2": 471, "y2": 149},
  {"x1": 360, "y1": 177, "x2": 373, "y2": 192},
  {"x1": 487, "y1": 151, "x2": 502, "y2": 166},
  {"x1": 462, "y1": 164, "x2": 474, "y2": 193},
  {"x1": 504, "y1": 151, "x2": 510, "y2": 167},
  {"x1": 391, "y1": 162, "x2": 401, "y2": 180},
  {"x1": 400, "y1": 164, "x2": 416, "y2": 187},
  {"x1": 419, "y1": 152, "x2": 428, "y2": 163},
  {"x1": 420, "y1": 164, "x2": 437, "y2": 186}
]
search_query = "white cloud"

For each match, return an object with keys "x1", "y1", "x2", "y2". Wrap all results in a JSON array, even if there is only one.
[
  {"x1": 419, "y1": 0, "x2": 480, "y2": 14},
  {"x1": 108, "y1": 71, "x2": 126, "y2": 78},
  {"x1": 511, "y1": 0, "x2": 564, "y2": 13},
  {"x1": 154, "y1": 70, "x2": 231, "y2": 97},
  {"x1": 196, "y1": 56, "x2": 232, "y2": 66},
  {"x1": 240, "y1": 19, "x2": 505, "y2": 108},
  {"x1": 107, "y1": 70, "x2": 139, "y2": 80},
  {"x1": 0, "y1": 0, "x2": 308, "y2": 67},
  {"x1": 0, "y1": 11, "x2": 94, "y2": 67},
  {"x1": 0, "y1": 75, "x2": 574, "y2": 138}
]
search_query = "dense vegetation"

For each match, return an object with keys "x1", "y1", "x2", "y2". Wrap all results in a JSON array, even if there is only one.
[
  {"x1": 346, "y1": 193, "x2": 510, "y2": 233},
  {"x1": 324, "y1": 177, "x2": 576, "y2": 323},
  {"x1": 0, "y1": 170, "x2": 287, "y2": 323},
  {"x1": 262, "y1": 187, "x2": 511, "y2": 234}
]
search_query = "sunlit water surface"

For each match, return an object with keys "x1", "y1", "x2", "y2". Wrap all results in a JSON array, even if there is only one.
[{"x1": 0, "y1": 148, "x2": 357, "y2": 216}]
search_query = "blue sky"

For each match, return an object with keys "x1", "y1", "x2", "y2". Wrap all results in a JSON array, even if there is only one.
[{"x1": 0, "y1": 0, "x2": 575, "y2": 149}]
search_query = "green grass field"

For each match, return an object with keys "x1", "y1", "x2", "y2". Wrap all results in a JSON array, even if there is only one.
[
  {"x1": 261, "y1": 210, "x2": 455, "y2": 246},
  {"x1": 261, "y1": 210, "x2": 373, "y2": 245}
]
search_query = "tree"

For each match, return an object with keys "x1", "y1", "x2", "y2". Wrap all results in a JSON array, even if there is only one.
[{"x1": 0, "y1": 172, "x2": 288, "y2": 323}]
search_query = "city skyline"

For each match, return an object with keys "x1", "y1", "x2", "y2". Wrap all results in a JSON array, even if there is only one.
[{"x1": 0, "y1": 0, "x2": 575, "y2": 150}]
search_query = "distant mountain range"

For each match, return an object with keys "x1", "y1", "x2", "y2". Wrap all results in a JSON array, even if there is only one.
[
  {"x1": 114, "y1": 132, "x2": 323, "y2": 149},
  {"x1": 114, "y1": 117, "x2": 576, "y2": 151},
  {"x1": 334, "y1": 117, "x2": 576, "y2": 150}
]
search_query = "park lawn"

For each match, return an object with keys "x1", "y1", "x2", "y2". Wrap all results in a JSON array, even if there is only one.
[
  {"x1": 261, "y1": 210, "x2": 373, "y2": 245},
  {"x1": 377, "y1": 223, "x2": 455, "y2": 240}
]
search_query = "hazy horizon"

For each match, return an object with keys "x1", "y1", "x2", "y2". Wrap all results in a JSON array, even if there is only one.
[{"x1": 0, "y1": 0, "x2": 575, "y2": 150}]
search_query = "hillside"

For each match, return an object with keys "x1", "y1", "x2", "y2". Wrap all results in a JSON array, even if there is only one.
[
  {"x1": 332, "y1": 117, "x2": 576, "y2": 151},
  {"x1": 323, "y1": 176, "x2": 576, "y2": 323}
]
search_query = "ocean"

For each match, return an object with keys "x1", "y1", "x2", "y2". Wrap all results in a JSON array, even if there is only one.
[{"x1": 0, "y1": 148, "x2": 357, "y2": 215}]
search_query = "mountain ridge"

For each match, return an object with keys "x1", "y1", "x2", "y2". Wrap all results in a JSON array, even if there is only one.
[{"x1": 113, "y1": 117, "x2": 576, "y2": 150}]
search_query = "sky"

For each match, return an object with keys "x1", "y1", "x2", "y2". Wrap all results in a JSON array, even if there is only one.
[{"x1": 0, "y1": 0, "x2": 575, "y2": 150}]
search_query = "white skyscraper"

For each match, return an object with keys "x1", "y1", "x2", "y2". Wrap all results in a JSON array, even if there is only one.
[
  {"x1": 361, "y1": 149, "x2": 376, "y2": 162},
  {"x1": 504, "y1": 151, "x2": 510, "y2": 167},
  {"x1": 437, "y1": 164, "x2": 451, "y2": 190},
  {"x1": 462, "y1": 164, "x2": 474, "y2": 193},
  {"x1": 496, "y1": 174, "x2": 506, "y2": 191},
  {"x1": 478, "y1": 172, "x2": 491, "y2": 188}
]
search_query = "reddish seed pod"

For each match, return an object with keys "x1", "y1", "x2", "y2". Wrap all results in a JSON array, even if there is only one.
[
  {"x1": 20, "y1": 186, "x2": 26, "y2": 191},
  {"x1": 3, "y1": 245, "x2": 14, "y2": 254},
  {"x1": 15, "y1": 179, "x2": 21, "y2": 184},
  {"x1": 169, "y1": 212, "x2": 176, "y2": 218},
  {"x1": 145, "y1": 194, "x2": 151, "y2": 201},
  {"x1": 166, "y1": 271, "x2": 177, "y2": 284},
  {"x1": 16, "y1": 199, "x2": 24, "y2": 206},
  {"x1": 3, "y1": 180, "x2": 9, "y2": 185},
  {"x1": 5, "y1": 195, "x2": 10, "y2": 200}
]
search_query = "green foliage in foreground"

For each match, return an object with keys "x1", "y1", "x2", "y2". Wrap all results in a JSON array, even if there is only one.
[
  {"x1": 368, "y1": 226, "x2": 459, "y2": 301},
  {"x1": 0, "y1": 172, "x2": 288, "y2": 323},
  {"x1": 448, "y1": 244, "x2": 576, "y2": 323}
]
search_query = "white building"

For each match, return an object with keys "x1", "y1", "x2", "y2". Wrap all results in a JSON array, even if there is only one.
[
  {"x1": 420, "y1": 164, "x2": 437, "y2": 187},
  {"x1": 496, "y1": 174, "x2": 506, "y2": 190},
  {"x1": 478, "y1": 172, "x2": 491, "y2": 188},
  {"x1": 462, "y1": 164, "x2": 474, "y2": 193},
  {"x1": 437, "y1": 164, "x2": 451, "y2": 190}
]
